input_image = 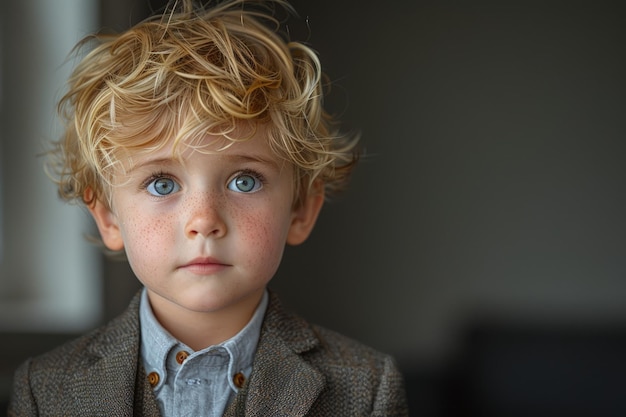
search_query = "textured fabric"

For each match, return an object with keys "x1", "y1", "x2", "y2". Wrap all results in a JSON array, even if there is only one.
[
  {"x1": 140, "y1": 289, "x2": 268, "y2": 416},
  {"x1": 8, "y1": 290, "x2": 409, "y2": 416},
  {"x1": 8, "y1": 293, "x2": 160, "y2": 417}
]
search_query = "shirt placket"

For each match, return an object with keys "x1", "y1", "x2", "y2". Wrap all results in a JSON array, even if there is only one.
[{"x1": 172, "y1": 347, "x2": 232, "y2": 417}]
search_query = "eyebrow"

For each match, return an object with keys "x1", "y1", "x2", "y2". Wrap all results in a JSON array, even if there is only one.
[
  {"x1": 225, "y1": 154, "x2": 282, "y2": 171},
  {"x1": 128, "y1": 153, "x2": 283, "y2": 173},
  {"x1": 127, "y1": 157, "x2": 178, "y2": 173}
]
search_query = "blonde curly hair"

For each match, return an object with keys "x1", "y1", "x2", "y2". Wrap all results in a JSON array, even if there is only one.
[{"x1": 50, "y1": 0, "x2": 358, "y2": 209}]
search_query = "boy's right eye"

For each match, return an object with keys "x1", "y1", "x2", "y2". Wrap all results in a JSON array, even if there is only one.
[{"x1": 146, "y1": 177, "x2": 180, "y2": 196}]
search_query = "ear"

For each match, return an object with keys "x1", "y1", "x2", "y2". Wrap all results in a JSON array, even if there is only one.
[
  {"x1": 287, "y1": 181, "x2": 325, "y2": 245},
  {"x1": 87, "y1": 196, "x2": 124, "y2": 251}
]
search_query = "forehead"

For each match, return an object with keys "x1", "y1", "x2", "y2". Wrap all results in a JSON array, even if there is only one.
[{"x1": 118, "y1": 129, "x2": 286, "y2": 173}]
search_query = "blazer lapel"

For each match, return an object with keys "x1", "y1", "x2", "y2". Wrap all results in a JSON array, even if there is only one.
[
  {"x1": 225, "y1": 291, "x2": 325, "y2": 416},
  {"x1": 70, "y1": 292, "x2": 160, "y2": 416}
]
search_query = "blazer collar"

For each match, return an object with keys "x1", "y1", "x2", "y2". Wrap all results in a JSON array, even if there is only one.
[{"x1": 225, "y1": 290, "x2": 326, "y2": 416}]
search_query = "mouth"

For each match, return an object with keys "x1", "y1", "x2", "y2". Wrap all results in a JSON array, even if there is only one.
[{"x1": 178, "y1": 257, "x2": 230, "y2": 275}]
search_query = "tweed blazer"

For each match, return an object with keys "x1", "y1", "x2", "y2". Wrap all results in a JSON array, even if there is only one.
[{"x1": 8, "y1": 290, "x2": 408, "y2": 416}]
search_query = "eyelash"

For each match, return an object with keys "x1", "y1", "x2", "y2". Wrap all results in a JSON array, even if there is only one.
[
  {"x1": 234, "y1": 168, "x2": 267, "y2": 185},
  {"x1": 140, "y1": 171, "x2": 175, "y2": 191}
]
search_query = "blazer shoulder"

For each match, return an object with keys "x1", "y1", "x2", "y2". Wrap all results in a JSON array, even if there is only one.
[
  {"x1": 297, "y1": 322, "x2": 409, "y2": 416},
  {"x1": 25, "y1": 293, "x2": 141, "y2": 374},
  {"x1": 307, "y1": 322, "x2": 407, "y2": 389},
  {"x1": 9, "y1": 293, "x2": 144, "y2": 416},
  {"x1": 309, "y1": 323, "x2": 393, "y2": 366}
]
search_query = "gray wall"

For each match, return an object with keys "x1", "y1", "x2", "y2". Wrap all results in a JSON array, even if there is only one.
[{"x1": 271, "y1": 0, "x2": 626, "y2": 369}]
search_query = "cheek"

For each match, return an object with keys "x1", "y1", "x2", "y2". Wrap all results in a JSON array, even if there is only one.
[
  {"x1": 235, "y1": 204, "x2": 291, "y2": 270},
  {"x1": 119, "y1": 209, "x2": 177, "y2": 273}
]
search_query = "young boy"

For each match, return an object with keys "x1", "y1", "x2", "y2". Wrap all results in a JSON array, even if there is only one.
[{"x1": 8, "y1": 0, "x2": 408, "y2": 415}]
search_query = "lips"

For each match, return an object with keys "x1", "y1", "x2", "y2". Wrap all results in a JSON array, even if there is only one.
[{"x1": 178, "y1": 257, "x2": 230, "y2": 275}]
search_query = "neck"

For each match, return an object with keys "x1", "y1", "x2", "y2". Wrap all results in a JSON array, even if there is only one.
[{"x1": 146, "y1": 289, "x2": 265, "y2": 351}]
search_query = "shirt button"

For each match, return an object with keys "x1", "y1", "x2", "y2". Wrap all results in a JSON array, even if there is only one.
[
  {"x1": 175, "y1": 350, "x2": 190, "y2": 365},
  {"x1": 147, "y1": 371, "x2": 160, "y2": 387},
  {"x1": 233, "y1": 372, "x2": 245, "y2": 389}
]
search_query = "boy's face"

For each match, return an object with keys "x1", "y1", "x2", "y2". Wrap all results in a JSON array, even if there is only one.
[{"x1": 89, "y1": 129, "x2": 323, "y2": 322}]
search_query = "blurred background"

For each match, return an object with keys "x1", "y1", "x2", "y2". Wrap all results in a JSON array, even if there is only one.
[{"x1": 2, "y1": 1, "x2": 626, "y2": 416}]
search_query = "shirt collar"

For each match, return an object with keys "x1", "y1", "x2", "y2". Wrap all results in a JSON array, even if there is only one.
[{"x1": 139, "y1": 288, "x2": 268, "y2": 392}]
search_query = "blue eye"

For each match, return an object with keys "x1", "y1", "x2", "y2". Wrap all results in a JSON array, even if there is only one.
[
  {"x1": 228, "y1": 173, "x2": 262, "y2": 193},
  {"x1": 146, "y1": 177, "x2": 180, "y2": 196}
]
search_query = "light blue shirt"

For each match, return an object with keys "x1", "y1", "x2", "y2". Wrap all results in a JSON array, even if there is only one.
[{"x1": 139, "y1": 289, "x2": 268, "y2": 417}]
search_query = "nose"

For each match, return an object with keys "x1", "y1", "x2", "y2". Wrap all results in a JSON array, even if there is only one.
[{"x1": 184, "y1": 193, "x2": 227, "y2": 239}]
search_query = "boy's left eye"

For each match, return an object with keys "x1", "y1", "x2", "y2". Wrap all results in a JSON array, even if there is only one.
[{"x1": 227, "y1": 174, "x2": 263, "y2": 193}]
